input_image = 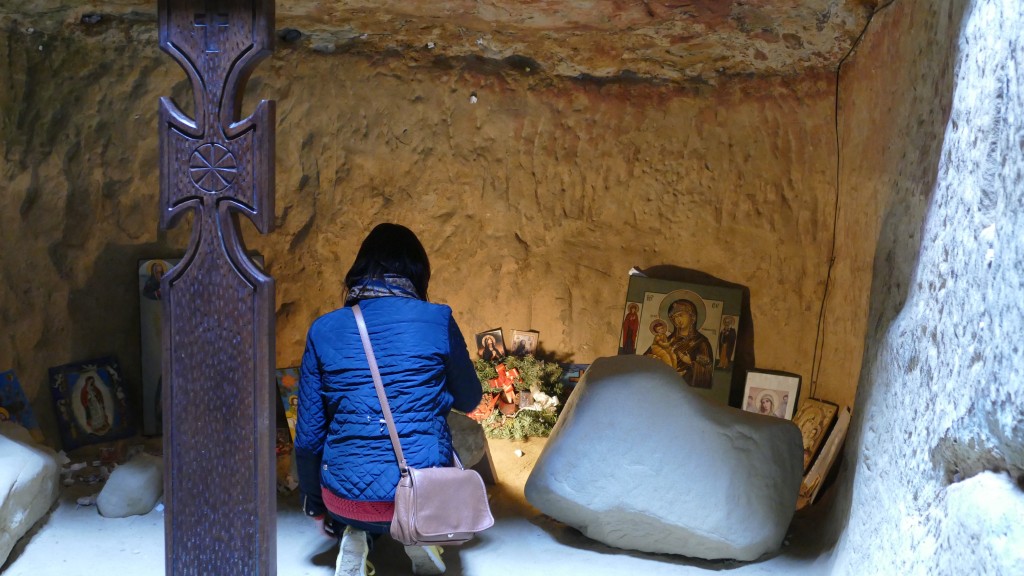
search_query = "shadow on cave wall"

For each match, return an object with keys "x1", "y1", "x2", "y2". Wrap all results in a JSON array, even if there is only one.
[
  {"x1": 64, "y1": 240, "x2": 182, "y2": 443},
  {"x1": 62, "y1": 237, "x2": 272, "y2": 444}
]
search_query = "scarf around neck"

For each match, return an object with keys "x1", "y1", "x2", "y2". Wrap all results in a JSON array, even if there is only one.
[{"x1": 345, "y1": 274, "x2": 421, "y2": 305}]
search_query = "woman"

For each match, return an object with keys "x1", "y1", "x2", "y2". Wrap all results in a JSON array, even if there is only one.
[{"x1": 295, "y1": 224, "x2": 482, "y2": 576}]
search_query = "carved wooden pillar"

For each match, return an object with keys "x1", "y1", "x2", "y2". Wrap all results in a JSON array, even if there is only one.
[{"x1": 157, "y1": 1, "x2": 276, "y2": 574}]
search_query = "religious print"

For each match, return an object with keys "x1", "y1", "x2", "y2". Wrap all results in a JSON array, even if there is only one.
[
  {"x1": 0, "y1": 370, "x2": 44, "y2": 442},
  {"x1": 275, "y1": 426, "x2": 298, "y2": 492},
  {"x1": 797, "y1": 406, "x2": 852, "y2": 509},
  {"x1": 275, "y1": 366, "x2": 300, "y2": 441},
  {"x1": 510, "y1": 329, "x2": 540, "y2": 357},
  {"x1": 742, "y1": 370, "x2": 801, "y2": 420},
  {"x1": 559, "y1": 363, "x2": 589, "y2": 392},
  {"x1": 793, "y1": 398, "x2": 839, "y2": 473},
  {"x1": 48, "y1": 356, "x2": 135, "y2": 451},
  {"x1": 475, "y1": 328, "x2": 507, "y2": 362},
  {"x1": 619, "y1": 275, "x2": 742, "y2": 406},
  {"x1": 717, "y1": 315, "x2": 739, "y2": 369},
  {"x1": 138, "y1": 258, "x2": 179, "y2": 436},
  {"x1": 620, "y1": 302, "x2": 641, "y2": 354}
]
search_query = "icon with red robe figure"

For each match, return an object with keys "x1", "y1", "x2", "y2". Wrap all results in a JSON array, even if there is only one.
[{"x1": 620, "y1": 302, "x2": 641, "y2": 354}]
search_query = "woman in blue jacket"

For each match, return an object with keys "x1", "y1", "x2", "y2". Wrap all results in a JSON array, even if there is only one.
[{"x1": 295, "y1": 223, "x2": 483, "y2": 576}]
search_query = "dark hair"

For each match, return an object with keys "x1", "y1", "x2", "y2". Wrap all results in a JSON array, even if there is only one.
[{"x1": 345, "y1": 223, "x2": 430, "y2": 300}]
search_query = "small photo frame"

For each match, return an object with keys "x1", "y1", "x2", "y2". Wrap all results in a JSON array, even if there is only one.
[
  {"x1": 475, "y1": 328, "x2": 506, "y2": 362},
  {"x1": 49, "y1": 356, "x2": 135, "y2": 451},
  {"x1": 742, "y1": 369, "x2": 801, "y2": 420},
  {"x1": 509, "y1": 329, "x2": 540, "y2": 357}
]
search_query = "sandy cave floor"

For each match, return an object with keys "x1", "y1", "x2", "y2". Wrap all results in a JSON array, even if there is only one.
[{"x1": 2, "y1": 437, "x2": 836, "y2": 575}]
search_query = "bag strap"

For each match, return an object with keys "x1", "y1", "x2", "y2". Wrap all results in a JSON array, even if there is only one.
[{"x1": 352, "y1": 304, "x2": 409, "y2": 473}]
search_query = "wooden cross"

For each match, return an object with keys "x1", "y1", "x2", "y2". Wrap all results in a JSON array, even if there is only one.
[
  {"x1": 157, "y1": 1, "x2": 276, "y2": 574},
  {"x1": 193, "y1": 5, "x2": 229, "y2": 53}
]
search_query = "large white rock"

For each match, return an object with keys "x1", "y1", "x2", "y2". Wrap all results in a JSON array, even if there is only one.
[
  {"x1": 96, "y1": 453, "x2": 164, "y2": 518},
  {"x1": 0, "y1": 422, "x2": 62, "y2": 567},
  {"x1": 525, "y1": 355, "x2": 803, "y2": 561},
  {"x1": 937, "y1": 471, "x2": 1024, "y2": 573}
]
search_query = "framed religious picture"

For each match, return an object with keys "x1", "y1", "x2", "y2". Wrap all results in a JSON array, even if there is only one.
[
  {"x1": 138, "y1": 258, "x2": 179, "y2": 436},
  {"x1": 475, "y1": 328, "x2": 507, "y2": 362},
  {"x1": 742, "y1": 369, "x2": 801, "y2": 420},
  {"x1": 48, "y1": 356, "x2": 135, "y2": 451},
  {"x1": 793, "y1": 398, "x2": 839, "y2": 473},
  {"x1": 619, "y1": 275, "x2": 743, "y2": 406},
  {"x1": 510, "y1": 329, "x2": 540, "y2": 357},
  {"x1": 275, "y1": 366, "x2": 300, "y2": 441},
  {"x1": 797, "y1": 406, "x2": 852, "y2": 509},
  {"x1": 0, "y1": 370, "x2": 45, "y2": 442}
]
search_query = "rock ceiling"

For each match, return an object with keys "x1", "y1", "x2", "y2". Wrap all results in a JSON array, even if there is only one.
[
  {"x1": 15, "y1": 0, "x2": 878, "y2": 83},
  {"x1": 280, "y1": 0, "x2": 879, "y2": 82}
]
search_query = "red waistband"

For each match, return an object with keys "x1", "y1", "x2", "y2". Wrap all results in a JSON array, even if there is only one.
[{"x1": 322, "y1": 488, "x2": 394, "y2": 523}]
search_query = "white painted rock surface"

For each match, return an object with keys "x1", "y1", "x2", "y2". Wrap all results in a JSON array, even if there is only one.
[
  {"x1": 96, "y1": 453, "x2": 163, "y2": 518},
  {"x1": 0, "y1": 422, "x2": 62, "y2": 567},
  {"x1": 826, "y1": 1, "x2": 1024, "y2": 574},
  {"x1": 525, "y1": 355, "x2": 803, "y2": 561}
]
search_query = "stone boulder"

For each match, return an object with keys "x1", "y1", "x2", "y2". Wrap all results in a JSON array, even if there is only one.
[
  {"x1": 0, "y1": 422, "x2": 62, "y2": 567},
  {"x1": 97, "y1": 453, "x2": 164, "y2": 518},
  {"x1": 448, "y1": 411, "x2": 487, "y2": 468},
  {"x1": 524, "y1": 355, "x2": 803, "y2": 561}
]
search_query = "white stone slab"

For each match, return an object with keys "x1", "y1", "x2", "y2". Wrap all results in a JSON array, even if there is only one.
[
  {"x1": 0, "y1": 422, "x2": 62, "y2": 567},
  {"x1": 96, "y1": 453, "x2": 164, "y2": 518},
  {"x1": 525, "y1": 355, "x2": 803, "y2": 561}
]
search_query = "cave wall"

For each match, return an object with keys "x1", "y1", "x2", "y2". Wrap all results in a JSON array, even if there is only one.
[
  {"x1": 828, "y1": 0, "x2": 1024, "y2": 572},
  {"x1": 0, "y1": 10, "x2": 841, "y2": 448}
]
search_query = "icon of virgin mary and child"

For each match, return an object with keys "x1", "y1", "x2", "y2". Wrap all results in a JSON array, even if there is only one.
[{"x1": 643, "y1": 296, "x2": 715, "y2": 389}]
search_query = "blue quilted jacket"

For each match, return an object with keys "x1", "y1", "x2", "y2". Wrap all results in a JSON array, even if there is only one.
[{"x1": 294, "y1": 295, "x2": 482, "y2": 506}]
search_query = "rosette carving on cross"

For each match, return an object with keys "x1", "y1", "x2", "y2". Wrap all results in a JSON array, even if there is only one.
[{"x1": 158, "y1": 0, "x2": 275, "y2": 243}]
